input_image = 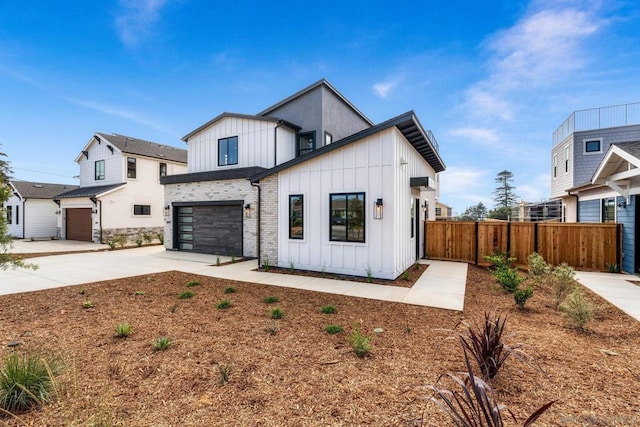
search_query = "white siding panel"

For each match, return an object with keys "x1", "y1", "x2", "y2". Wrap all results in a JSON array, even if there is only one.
[
  {"x1": 78, "y1": 140, "x2": 124, "y2": 186},
  {"x1": 4, "y1": 194, "x2": 22, "y2": 238},
  {"x1": 24, "y1": 199, "x2": 59, "y2": 238}
]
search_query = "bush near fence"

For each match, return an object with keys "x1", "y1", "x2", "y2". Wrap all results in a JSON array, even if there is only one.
[{"x1": 425, "y1": 221, "x2": 621, "y2": 272}]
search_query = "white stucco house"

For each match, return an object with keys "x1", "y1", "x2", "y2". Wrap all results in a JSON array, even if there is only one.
[
  {"x1": 162, "y1": 79, "x2": 445, "y2": 279},
  {"x1": 4, "y1": 180, "x2": 78, "y2": 239},
  {"x1": 56, "y1": 133, "x2": 187, "y2": 242}
]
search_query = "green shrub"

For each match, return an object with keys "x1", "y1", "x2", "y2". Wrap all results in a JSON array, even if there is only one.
[
  {"x1": 134, "y1": 290, "x2": 145, "y2": 296},
  {"x1": 78, "y1": 288, "x2": 86, "y2": 295},
  {"x1": 493, "y1": 266, "x2": 524, "y2": 293},
  {"x1": 270, "y1": 308, "x2": 285, "y2": 319},
  {"x1": 527, "y1": 252, "x2": 550, "y2": 276},
  {"x1": 606, "y1": 262, "x2": 619, "y2": 273},
  {"x1": 115, "y1": 323, "x2": 132, "y2": 338},
  {"x1": 402, "y1": 269, "x2": 410, "y2": 280},
  {"x1": 134, "y1": 233, "x2": 144, "y2": 247},
  {"x1": 484, "y1": 251, "x2": 516, "y2": 270},
  {"x1": 263, "y1": 296, "x2": 279, "y2": 304},
  {"x1": 325, "y1": 325, "x2": 344, "y2": 334},
  {"x1": 364, "y1": 265, "x2": 373, "y2": 283},
  {"x1": 267, "y1": 321, "x2": 279, "y2": 336},
  {"x1": 514, "y1": 286, "x2": 534, "y2": 308},
  {"x1": 551, "y1": 263, "x2": 576, "y2": 308},
  {"x1": 82, "y1": 300, "x2": 94, "y2": 309},
  {"x1": 216, "y1": 300, "x2": 233, "y2": 310},
  {"x1": 115, "y1": 233, "x2": 127, "y2": 249},
  {"x1": 348, "y1": 326, "x2": 372, "y2": 358},
  {"x1": 153, "y1": 337, "x2": 171, "y2": 350},
  {"x1": 263, "y1": 257, "x2": 271, "y2": 272},
  {"x1": 0, "y1": 350, "x2": 63, "y2": 413},
  {"x1": 186, "y1": 280, "x2": 200, "y2": 287},
  {"x1": 289, "y1": 260, "x2": 295, "y2": 273},
  {"x1": 561, "y1": 289, "x2": 594, "y2": 329},
  {"x1": 320, "y1": 305, "x2": 337, "y2": 314},
  {"x1": 156, "y1": 232, "x2": 164, "y2": 244},
  {"x1": 143, "y1": 232, "x2": 153, "y2": 244},
  {"x1": 178, "y1": 291, "x2": 194, "y2": 299},
  {"x1": 223, "y1": 286, "x2": 236, "y2": 294}
]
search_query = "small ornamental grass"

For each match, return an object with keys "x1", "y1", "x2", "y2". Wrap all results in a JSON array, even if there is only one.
[
  {"x1": 186, "y1": 281, "x2": 201, "y2": 288},
  {"x1": 178, "y1": 291, "x2": 194, "y2": 300},
  {"x1": 263, "y1": 296, "x2": 279, "y2": 304},
  {"x1": 115, "y1": 323, "x2": 132, "y2": 338},
  {"x1": 82, "y1": 300, "x2": 94, "y2": 309},
  {"x1": 223, "y1": 286, "x2": 236, "y2": 294},
  {"x1": 153, "y1": 337, "x2": 171, "y2": 351},
  {"x1": 560, "y1": 288, "x2": 594, "y2": 329},
  {"x1": 270, "y1": 308, "x2": 285, "y2": 319},
  {"x1": 348, "y1": 326, "x2": 372, "y2": 358},
  {"x1": 325, "y1": 324, "x2": 344, "y2": 335},
  {"x1": 320, "y1": 305, "x2": 337, "y2": 314},
  {"x1": 0, "y1": 350, "x2": 63, "y2": 414},
  {"x1": 216, "y1": 300, "x2": 233, "y2": 310}
]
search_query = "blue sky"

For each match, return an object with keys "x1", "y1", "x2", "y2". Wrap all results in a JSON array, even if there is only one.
[{"x1": 1, "y1": 0, "x2": 639, "y2": 215}]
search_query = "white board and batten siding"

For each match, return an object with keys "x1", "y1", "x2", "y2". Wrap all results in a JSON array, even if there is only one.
[
  {"x1": 78, "y1": 140, "x2": 123, "y2": 186},
  {"x1": 4, "y1": 194, "x2": 59, "y2": 239},
  {"x1": 187, "y1": 117, "x2": 297, "y2": 173},
  {"x1": 4, "y1": 193, "x2": 22, "y2": 238},
  {"x1": 277, "y1": 127, "x2": 438, "y2": 280}
]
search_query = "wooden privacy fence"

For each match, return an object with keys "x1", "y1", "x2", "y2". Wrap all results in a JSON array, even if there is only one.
[{"x1": 425, "y1": 221, "x2": 622, "y2": 271}]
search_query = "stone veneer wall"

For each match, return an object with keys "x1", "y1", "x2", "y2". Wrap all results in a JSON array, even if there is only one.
[
  {"x1": 163, "y1": 179, "x2": 258, "y2": 257},
  {"x1": 259, "y1": 174, "x2": 278, "y2": 267},
  {"x1": 102, "y1": 226, "x2": 164, "y2": 244}
]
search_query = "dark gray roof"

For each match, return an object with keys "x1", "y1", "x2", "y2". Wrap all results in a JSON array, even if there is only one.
[
  {"x1": 250, "y1": 111, "x2": 445, "y2": 183},
  {"x1": 56, "y1": 183, "x2": 126, "y2": 199},
  {"x1": 181, "y1": 113, "x2": 301, "y2": 142},
  {"x1": 257, "y1": 78, "x2": 374, "y2": 126},
  {"x1": 95, "y1": 133, "x2": 187, "y2": 164},
  {"x1": 161, "y1": 166, "x2": 267, "y2": 185},
  {"x1": 10, "y1": 181, "x2": 79, "y2": 199},
  {"x1": 612, "y1": 140, "x2": 640, "y2": 157}
]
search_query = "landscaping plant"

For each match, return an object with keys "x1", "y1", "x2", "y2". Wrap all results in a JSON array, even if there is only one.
[
  {"x1": 493, "y1": 266, "x2": 524, "y2": 293},
  {"x1": 262, "y1": 296, "x2": 279, "y2": 304},
  {"x1": 514, "y1": 286, "x2": 534, "y2": 309},
  {"x1": 484, "y1": 251, "x2": 516, "y2": 271},
  {"x1": 320, "y1": 305, "x2": 337, "y2": 314},
  {"x1": 216, "y1": 299, "x2": 233, "y2": 310},
  {"x1": 223, "y1": 286, "x2": 236, "y2": 294},
  {"x1": 527, "y1": 252, "x2": 550, "y2": 287},
  {"x1": 348, "y1": 326, "x2": 372, "y2": 358},
  {"x1": 178, "y1": 291, "x2": 194, "y2": 299},
  {"x1": 560, "y1": 288, "x2": 594, "y2": 329},
  {"x1": 270, "y1": 308, "x2": 285, "y2": 319},
  {"x1": 115, "y1": 323, "x2": 132, "y2": 338},
  {"x1": 153, "y1": 337, "x2": 171, "y2": 350},
  {"x1": 550, "y1": 263, "x2": 576, "y2": 308},
  {"x1": 325, "y1": 324, "x2": 344, "y2": 334},
  {"x1": 0, "y1": 350, "x2": 63, "y2": 413},
  {"x1": 186, "y1": 280, "x2": 200, "y2": 287}
]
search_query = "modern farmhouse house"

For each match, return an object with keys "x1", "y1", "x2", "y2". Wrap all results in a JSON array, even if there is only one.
[
  {"x1": 4, "y1": 180, "x2": 78, "y2": 239},
  {"x1": 56, "y1": 133, "x2": 187, "y2": 243},
  {"x1": 162, "y1": 79, "x2": 445, "y2": 279},
  {"x1": 551, "y1": 102, "x2": 640, "y2": 273}
]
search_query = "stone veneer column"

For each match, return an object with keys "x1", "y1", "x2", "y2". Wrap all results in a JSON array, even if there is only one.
[{"x1": 259, "y1": 175, "x2": 278, "y2": 266}]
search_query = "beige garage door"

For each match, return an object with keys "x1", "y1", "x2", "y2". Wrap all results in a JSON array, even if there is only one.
[{"x1": 66, "y1": 208, "x2": 92, "y2": 241}]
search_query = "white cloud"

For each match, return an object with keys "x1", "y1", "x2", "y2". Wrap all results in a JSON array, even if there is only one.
[
  {"x1": 372, "y1": 76, "x2": 402, "y2": 99},
  {"x1": 114, "y1": 0, "x2": 168, "y2": 47},
  {"x1": 449, "y1": 127, "x2": 500, "y2": 145},
  {"x1": 67, "y1": 98, "x2": 173, "y2": 134},
  {"x1": 518, "y1": 173, "x2": 551, "y2": 202}
]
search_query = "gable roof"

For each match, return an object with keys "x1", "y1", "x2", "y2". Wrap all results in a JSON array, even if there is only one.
[
  {"x1": 591, "y1": 140, "x2": 640, "y2": 185},
  {"x1": 250, "y1": 110, "x2": 445, "y2": 183},
  {"x1": 181, "y1": 113, "x2": 301, "y2": 142},
  {"x1": 257, "y1": 78, "x2": 374, "y2": 126},
  {"x1": 55, "y1": 183, "x2": 126, "y2": 199},
  {"x1": 10, "y1": 181, "x2": 79, "y2": 200},
  {"x1": 94, "y1": 133, "x2": 187, "y2": 163}
]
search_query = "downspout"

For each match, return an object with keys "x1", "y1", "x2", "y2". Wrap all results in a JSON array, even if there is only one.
[
  {"x1": 251, "y1": 181, "x2": 261, "y2": 266},
  {"x1": 22, "y1": 198, "x2": 26, "y2": 239},
  {"x1": 99, "y1": 200, "x2": 103, "y2": 243},
  {"x1": 568, "y1": 191, "x2": 579, "y2": 222}
]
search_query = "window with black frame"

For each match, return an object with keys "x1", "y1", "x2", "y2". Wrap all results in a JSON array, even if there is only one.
[
  {"x1": 127, "y1": 157, "x2": 136, "y2": 178},
  {"x1": 602, "y1": 198, "x2": 615, "y2": 222},
  {"x1": 297, "y1": 132, "x2": 315, "y2": 157},
  {"x1": 330, "y1": 193, "x2": 365, "y2": 242},
  {"x1": 218, "y1": 136, "x2": 238, "y2": 166},
  {"x1": 95, "y1": 160, "x2": 105, "y2": 180},
  {"x1": 289, "y1": 195, "x2": 303, "y2": 239}
]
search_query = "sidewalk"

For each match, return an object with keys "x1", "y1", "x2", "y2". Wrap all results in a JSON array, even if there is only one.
[{"x1": 575, "y1": 271, "x2": 640, "y2": 322}]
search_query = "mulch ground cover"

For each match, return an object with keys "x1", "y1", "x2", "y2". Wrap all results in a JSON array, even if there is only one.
[{"x1": 0, "y1": 264, "x2": 639, "y2": 426}]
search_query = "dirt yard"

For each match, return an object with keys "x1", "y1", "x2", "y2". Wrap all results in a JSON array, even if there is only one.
[{"x1": 0, "y1": 264, "x2": 639, "y2": 426}]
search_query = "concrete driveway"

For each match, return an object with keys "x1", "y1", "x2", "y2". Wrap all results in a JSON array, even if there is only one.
[{"x1": 10, "y1": 239, "x2": 109, "y2": 254}]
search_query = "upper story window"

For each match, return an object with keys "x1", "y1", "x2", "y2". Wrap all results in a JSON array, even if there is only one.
[
  {"x1": 289, "y1": 195, "x2": 304, "y2": 239},
  {"x1": 127, "y1": 157, "x2": 137, "y2": 179},
  {"x1": 159, "y1": 162, "x2": 167, "y2": 179},
  {"x1": 435, "y1": 207, "x2": 442, "y2": 216},
  {"x1": 324, "y1": 131, "x2": 333, "y2": 146},
  {"x1": 297, "y1": 131, "x2": 316, "y2": 157},
  {"x1": 553, "y1": 154, "x2": 558, "y2": 178},
  {"x1": 584, "y1": 139, "x2": 602, "y2": 154},
  {"x1": 330, "y1": 192, "x2": 365, "y2": 243},
  {"x1": 218, "y1": 136, "x2": 238, "y2": 166},
  {"x1": 133, "y1": 204, "x2": 151, "y2": 216},
  {"x1": 6, "y1": 205, "x2": 12, "y2": 224},
  {"x1": 565, "y1": 146, "x2": 570, "y2": 173},
  {"x1": 95, "y1": 160, "x2": 105, "y2": 181},
  {"x1": 602, "y1": 197, "x2": 615, "y2": 222}
]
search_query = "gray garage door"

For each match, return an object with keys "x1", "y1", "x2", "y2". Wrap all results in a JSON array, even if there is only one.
[{"x1": 176, "y1": 205, "x2": 243, "y2": 256}]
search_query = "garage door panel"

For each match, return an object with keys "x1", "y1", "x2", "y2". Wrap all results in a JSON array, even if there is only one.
[
  {"x1": 66, "y1": 208, "x2": 92, "y2": 241},
  {"x1": 182, "y1": 205, "x2": 242, "y2": 256}
]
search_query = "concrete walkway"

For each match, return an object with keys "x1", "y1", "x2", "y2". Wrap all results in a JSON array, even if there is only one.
[
  {"x1": 575, "y1": 271, "x2": 640, "y2": 322},
  {"x1": 10, "y1": 239, "x2": 109, "y2": 253},
  {"x1": 1, "y1": 246, "x2": 467, "y2": 311}
]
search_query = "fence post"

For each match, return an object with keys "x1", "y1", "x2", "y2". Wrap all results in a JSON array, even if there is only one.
[
  {"x1": 617, "y1": 223, "x2": 622, "y2": 269},
  {"x1": 534, "y1": 223, "x2": 539, "y2": 253},
  {"x1": 474, "y1": 221, "x2": 479, "y2": 265}
]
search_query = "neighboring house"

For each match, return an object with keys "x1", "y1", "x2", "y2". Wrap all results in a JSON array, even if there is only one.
[
  {"x1": 4, "y1": 180, "x2": 78, "y2": 239},
  {"x1": 551, "y1": 101, "x2": 640, "y2": 272},
  {"x1": 56, "y1": 133, "x2": 187, "y2": 243},
  {"x1": 510, "y1": 199, "x2": 562, "y2": 222},
  {"x1": 162, "y1": 79, "x2": 445, "y2": 279},
  {"x1": 435, "y1": 201, "x2": 453, "y2": 220}
]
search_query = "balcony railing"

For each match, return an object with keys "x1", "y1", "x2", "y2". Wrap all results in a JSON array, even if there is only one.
[
  {"x1": 553, "y1": 102, "x2": 640, "y2": 147},
  {"x1": 426, "y1": 129, "x2": 439, "y2": 152}
]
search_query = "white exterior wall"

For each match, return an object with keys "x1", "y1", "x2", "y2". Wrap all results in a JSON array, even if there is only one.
[
  {"x1": 550, "y1": 136, "x2": 574, "y2": 199},
  {"x1": 23, "y1": 199, "x2": 59, "y2": 238},
  {"x1": 58, "y1": 197, "x2": 96, "y2": 240},
  {"x1": 4, "y1": 193, "x2": 23, "y2": 238},
  {"x1": 187, "y1": 117, "x2": 296, "y2": 173},
  {"x1": 78, "y1": 140, "x2": 124, "y2": 186},
  {"x1": 276, "y1": 127, "x2": 436, "y2": 280}
]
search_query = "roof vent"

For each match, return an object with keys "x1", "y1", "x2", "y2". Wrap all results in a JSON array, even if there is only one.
[
  {"x1": 34, "y1": 184, "x2": 43, "y2": 188},
  {"x1": 157, "y1": 153, "x2": 166, "y2": 157}
]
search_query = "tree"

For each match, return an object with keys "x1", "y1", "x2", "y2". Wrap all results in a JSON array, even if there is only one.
[
  {"x1": 492, "y1": 170, "x2": 518, "y2": 208},
  {"x1": 458, "y1": 203, "x2": 488, "y2": 221},
  {"x1": 0, "y1": 145, "x2": 37, "y2": 270},
  {"x1": 487, "y1": 206, "x2": 513, "y2": 220}
]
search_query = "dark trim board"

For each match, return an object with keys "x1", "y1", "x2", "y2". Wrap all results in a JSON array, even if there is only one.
[{"x1": 172, "y1": 200, "x2": 244, "y2": 207}]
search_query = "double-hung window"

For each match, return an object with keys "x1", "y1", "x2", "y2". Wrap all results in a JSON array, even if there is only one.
[
  {"x1": 553, "y1": 154, "x2": 558, "y2": 178},
  {"x1": 602, "y1": 198, "x2": 615, "y2": 223},
  {"x1": 95, "y1": 160, "x2": 105, "y2": 181},
  {"x1": 330, "y1": 193, "x2": 365, "y2": 242},
  {"x1": 127, "y1": 157, "x2": 137, "y2": 179},
  {"x1": 564, "y1": 146, "x2": 570, "y2": 173},
  {"x1": 289, "y1": 195, "x2": 304, "y2": 239},
  {"x1": 218, "y1": 136, "x2": 238, "y2": 166}
]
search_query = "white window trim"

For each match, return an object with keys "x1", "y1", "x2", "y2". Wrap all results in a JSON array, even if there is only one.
[
  {"x1": 564, "y1": 145, "x2": 570, "y2": 174},
  {"x1": 583, "y1": 138, "x2": 603, "y2": 155},
  {"x1": 553, "y1": 154, "x2": 558, "y2": 179}
]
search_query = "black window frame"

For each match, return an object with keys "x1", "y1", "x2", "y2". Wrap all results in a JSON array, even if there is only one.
[
  {"x1": 584, "y1": 139, "x2": 602, "y2": 154},
  {"x1": 6, "y1": 205, "x2": 12, "y2": 224},
  {"x1": 296, "y1": 131, "x2": 316, "y2": 157},
  {"x1": 602, "y1": 197, "x2": 615, "y2": 223},
  {"x1": 127, "y1": 157, "x2": 137, "y2": 179},
  {"x1": 15, "y1": 205, "x2": 19, "y2": 225},
  {"x1": 330, "y1": 192, "x2": 365, "y2": 243},
  {"x1": 564, "y1": 146, "x2": 570, "y2": 173},
  {"x1": 95, "y1": 160, "x2": 105, "y2": 181},
  {"x1": 218, "y1": 136, "x2": 238, "y2": 166},
  {"x1": 553, "y1": 154, "x2": 557, "y2": 178},
  {"x1": 133, "y1": 204, "x2": 151, "y2": 216},
  {"x1": 159, "y1": 162, "x2": 167, "y2": 179},
  {"x1": 289, "y1": 194, "x2": 304, "y2": 240}
]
